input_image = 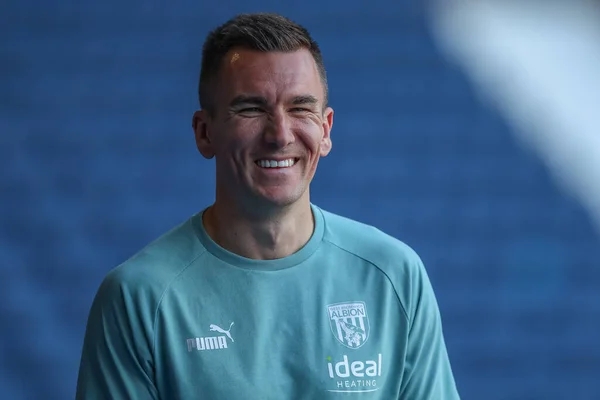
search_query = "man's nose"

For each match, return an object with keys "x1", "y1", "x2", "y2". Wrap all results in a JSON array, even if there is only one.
[{"x1": 263, "y1": 111, "x2": 295, "y2": 148}]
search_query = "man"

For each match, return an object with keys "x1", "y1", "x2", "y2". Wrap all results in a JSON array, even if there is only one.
[{"x1": 76, "y1": 13, "x2": 460, "y2": 399}]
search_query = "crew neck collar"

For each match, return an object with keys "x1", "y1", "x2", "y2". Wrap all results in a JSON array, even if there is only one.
[{"x1": 192, "y1": 204, "x2": 324, "y2": 271}]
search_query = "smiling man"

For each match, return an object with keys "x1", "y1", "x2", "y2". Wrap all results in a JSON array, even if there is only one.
[{"x1": 76, "y1": 13, "x2": 460, "y2": 399}]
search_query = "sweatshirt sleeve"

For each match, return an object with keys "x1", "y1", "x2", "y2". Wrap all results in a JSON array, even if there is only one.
[
  {"x1": 76, "y1": 271, "x2": 159, "y2": 400},
  {"x1": 398, "y1": 255, "x2": 460, "y2": 400}
]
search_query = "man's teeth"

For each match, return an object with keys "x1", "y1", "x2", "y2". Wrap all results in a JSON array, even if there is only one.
[{"x1": 256, "y1": 159, "x2": 296, "y2": 168}]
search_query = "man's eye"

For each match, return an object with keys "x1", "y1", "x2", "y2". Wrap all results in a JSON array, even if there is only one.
[
  {"x1": 240, "y1": 107, "x2": 263, "y2": 113},
  {"x1": 291, "y1": 108, "x2": 311, "y2": 113}
]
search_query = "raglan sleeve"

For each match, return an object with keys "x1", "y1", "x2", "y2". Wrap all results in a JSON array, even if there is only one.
[
  {"x1": 76, "y1": 271, "x2": 159, "y2": 400},
  {"x1": 399, "y1": 254, "x2": 460, "y2": 399}
]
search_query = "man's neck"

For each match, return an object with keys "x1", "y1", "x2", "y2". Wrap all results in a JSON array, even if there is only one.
[{"x1": 202, "y1": 199, "x2": 315, "y2": 260}]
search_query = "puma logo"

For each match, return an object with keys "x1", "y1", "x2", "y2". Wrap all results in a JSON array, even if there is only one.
[{"x1": 209, "y1": 322, "x2": 234, "y2": 342}]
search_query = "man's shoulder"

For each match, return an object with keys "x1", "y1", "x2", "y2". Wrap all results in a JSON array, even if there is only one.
[
  {"x1": 99, "y1": 214, "x2": 207, "y2": 303},
  {"x1": 319, "y1": 206, "x2": 422, "y2": 269},
  {"x1": 318, "y1": 206, "x2": 430, "y2": 319}
]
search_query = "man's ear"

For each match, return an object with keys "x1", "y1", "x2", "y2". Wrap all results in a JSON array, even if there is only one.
[
  {"x1": 319, "y1": 106, "x2": 334, "y2": 157},
  {"x1": 193, "y1": 110, "x2": 215, "y2": 159}
]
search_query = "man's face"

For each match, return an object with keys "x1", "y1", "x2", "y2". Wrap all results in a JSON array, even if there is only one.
[{"x1": 194, "y1": 48, "x2": 333, "y2": 210}]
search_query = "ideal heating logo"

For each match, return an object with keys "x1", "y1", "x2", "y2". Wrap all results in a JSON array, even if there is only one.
[
  {"x1": 187, "y1": 322, "x2": 234, "y2": 352},
  {"x1": 325, "y1": 353, "x2": 383, "y2": 393}
]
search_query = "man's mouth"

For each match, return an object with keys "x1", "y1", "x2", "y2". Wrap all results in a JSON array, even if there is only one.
[{"x1": 255, "y1": 158, "x2": 298, "y2": 168}]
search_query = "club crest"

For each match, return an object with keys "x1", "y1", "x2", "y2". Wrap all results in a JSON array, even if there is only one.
[{"x1": 327, "y1": 302, "x2": 370, "y2": 349}]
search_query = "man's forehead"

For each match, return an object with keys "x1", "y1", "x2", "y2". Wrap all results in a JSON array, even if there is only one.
[
  {"x1": 223, "y1": 49, "x2": 317, "y2": 81},
  {"x1": 225, "y1": 47, "x2": 314, "y2": 67},
  {"x1": 220, "y1": 49, "x2": 324, "y2": 102}
]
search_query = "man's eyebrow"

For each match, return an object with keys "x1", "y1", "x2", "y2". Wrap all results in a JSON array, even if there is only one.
[
  {"x1": 228, "y1": 94, "x2": 320, "y2": 108},
  {"x1": 291, "y1": 95, "x2": 319, "y2": 106},
  {"x1": 229, "y1": 95, "x2": 269, "y2": 108}
]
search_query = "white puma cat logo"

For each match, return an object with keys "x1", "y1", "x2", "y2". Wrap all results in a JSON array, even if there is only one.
[{"x1": 209, "y1": 322, "x2": 234, "y2": 342}]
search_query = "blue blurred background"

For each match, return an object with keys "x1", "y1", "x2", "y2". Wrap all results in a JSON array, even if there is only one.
[{"x1": 2, "y1": 1, "x2": 600, "y2": 399}]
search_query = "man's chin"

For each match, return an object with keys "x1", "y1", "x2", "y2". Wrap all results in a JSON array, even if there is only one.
[{"x1": 252, "y1": 188, "x2": 307, "y2": 209}]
